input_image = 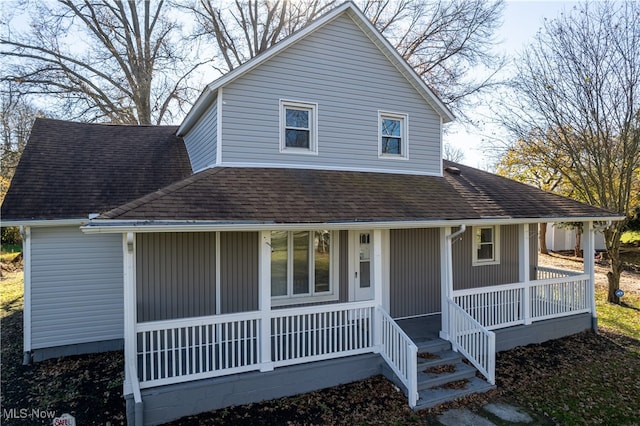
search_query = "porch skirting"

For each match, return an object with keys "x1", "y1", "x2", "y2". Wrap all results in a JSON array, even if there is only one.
[
  {"x1": 30, "y1": 338, "x2": 124, "y2": 363},
  {"x1": 136, "y1": 353, "x2": 383, "y2": 426},
  {"x1": 494, "y1": 312, "x2": 592, "y2": 352}
]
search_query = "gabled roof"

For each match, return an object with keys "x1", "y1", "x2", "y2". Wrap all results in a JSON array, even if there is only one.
[
  {"x1": 95, "y1": 162, "x2": 619, "y2": 226},
  {"x1": 178, "y1": 1, "x2": 454, "y2": 136},
  {"x1": 1, "y1": 118, "x2": 193, "y2": 221}
]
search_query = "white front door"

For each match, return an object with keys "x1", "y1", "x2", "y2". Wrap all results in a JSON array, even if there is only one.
[{"x1": 352, "y1": 231, "x2": 374, "y2": 301}]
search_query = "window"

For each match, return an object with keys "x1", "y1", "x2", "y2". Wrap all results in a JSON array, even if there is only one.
[
  {"x1": 271, "y1": 230, "x2": 336, "y2": 304},
  {"x1": 379, "y1": 111, "x2": 408, "y2": 159},
  {"x1": 472, "y1": 226, "x2": 500, "y2": 265},
  {"x1": 280, "y1": 100, "x2": 318, "y2": 154}
]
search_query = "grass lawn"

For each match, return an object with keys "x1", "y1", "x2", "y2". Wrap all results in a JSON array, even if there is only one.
[{"x1": 1, "y1": 262, "x2": 638, "y2": 425}]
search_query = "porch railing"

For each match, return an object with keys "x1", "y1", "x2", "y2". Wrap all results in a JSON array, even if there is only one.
[
  {"x1": 135, "y1": 301, "x2": 376, "y2": 389},
  {"x1": 448, "y1": 299, "x2": 495, "y2": 385},
  {"x1": 535, "y1": 266, "x2": 582, "y2": 280},
  {"x1": 452, "y1": 273, "x2": 590, "y2": 330},
  {"x1": 136, "y1": 311, "x2": 262, "y2": 388},
  {"x1": 379, "y1": 308, "x2": 418, "y2": 407},
  {"x1": 270, "y1": 302, "x2": 374, "y2": 367}
]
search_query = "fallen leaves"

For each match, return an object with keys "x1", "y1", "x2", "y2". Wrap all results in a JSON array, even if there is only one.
[{"x1": 425, "y1": 364, "x2": 457, "y2": 374}]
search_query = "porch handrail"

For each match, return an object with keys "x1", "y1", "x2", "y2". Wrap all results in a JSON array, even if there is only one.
[
  {"x1": 136, "y1": 309, "x2": 262, "y2": 332},
  {"x1": 447, "y1": 299, "x2": 495, "y2": 385},
  {"x1": 452, "y1": 272, "x2": 590, "y2": 330},
  {"x1": 535, "y1": 266, "x2": 583, "y2": 279},
  {"x1": 452, "y1": 273, "x2": 589, "y2": 297},
  {"x1": 378, "y1": 307, "x2": 418, "y2": 408}
]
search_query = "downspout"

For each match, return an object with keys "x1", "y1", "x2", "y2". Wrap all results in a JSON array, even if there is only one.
[
  {"x1": 441, "y1": 225, "x2": 465, "y2": 340},
  {"x1": 20, "y1": 225, "x2": 33, "y2": 365},
  {"x1": 446, "y1": 224, "x2": 466, "y2": 297},
  {"x1": 448, "y1": 225, "x2": 467, "y2": 242}
]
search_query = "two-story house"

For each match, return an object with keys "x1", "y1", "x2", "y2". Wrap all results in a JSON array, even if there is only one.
[{"x1": 1, "y1": 3, "x2": 621, "y2": 425}]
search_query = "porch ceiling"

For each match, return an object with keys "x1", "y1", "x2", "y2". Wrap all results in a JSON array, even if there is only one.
[{"x1": 95, "y1": 162, "x2": 619, "y2": 226}]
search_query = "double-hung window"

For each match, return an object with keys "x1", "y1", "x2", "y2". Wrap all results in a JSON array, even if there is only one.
[
  {"x1": 280, "y1": 100, "x2": 318, "y2": 154},
  {"x1": 472, "y1": 226, "x2": 500, "y2": 265},
  {"x1": 379, "y1": 111, "x2": 408, "y2": 159},
  {"x1": 271, "y1": 230, "x2": 336, "y2": 305}
]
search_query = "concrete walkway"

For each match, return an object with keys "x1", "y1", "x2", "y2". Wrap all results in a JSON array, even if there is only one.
[{"x1": 437, "y1": 401, "x2": 543, "y2": 425}]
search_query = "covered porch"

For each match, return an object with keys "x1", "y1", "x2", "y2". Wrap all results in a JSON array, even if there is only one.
[{"x1": 117, "y1": 220, "x2": 602, "y2": 424}]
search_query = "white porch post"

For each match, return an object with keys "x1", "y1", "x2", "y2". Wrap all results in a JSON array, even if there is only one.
[
  {"x1": 123, "y1": 232, "x2": 137, "y2": 391},
  {"x1": 583, "y1": 221, "x2": 597, "y2": 331},
  {"x1": 372, "y1": 229, "x2": 384, "y2": 351},
  {"x1": 519, "y1": 224, "x2": 531, "y2": 324},
  {"x1": 21, "y1": 226, "x2": 32, "y2": 364},
  {"x1": 259, "y1": 231, "x2": 274, "y2": 371},
  {"x1": 439, "y1": 227, "x2": 451, "y2": 340}
]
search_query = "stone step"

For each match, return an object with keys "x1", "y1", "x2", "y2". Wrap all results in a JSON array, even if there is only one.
[
  {"x1": 417, "y1": 361, "x2": 477, "y2": 390},
  {"x1": 416, "y1": 350, "x2": 462, "y2": 369},
  {"x1": 414, "y1": 376, "x2": 496, "y2": 411}
]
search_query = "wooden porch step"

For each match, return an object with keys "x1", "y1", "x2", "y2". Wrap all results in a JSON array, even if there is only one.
[
  {"x1": 417, "y1": 350, "x2": 463, "y2": 370},
  {"x1": 415, "y1": 338, "x2": 451, "y2": 354},
  {"x1": 414, "y1": 376, "x2": 495, "y2": 411},
  {"x1": 417, "y1": 361, "x2": 477, "y2": 390},
  {"x1": 411, "y1": 338, "x2": 495, "y2": 411}
]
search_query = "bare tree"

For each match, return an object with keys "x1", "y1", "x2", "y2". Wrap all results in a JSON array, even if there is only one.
[
  {"x1": 0, "y1": 83, "x2": 42, "y2": 202},
  {"x1": 1, "y1": 0, "x2": 202, "y2": 125},
  {"x1": 189, "y1": 0, "x2": 505, "y2": 117},
  {"x1": 498, "y1": 1, "x2": 640, "y2": 303},
  {"x1": 443, "y1": 143, "x2": 465, "y2": 163},
  {"x1": 496, "y1": 136, "x2": 570, "y2": 255},
  {"x1": 188, "y1": 0, "x2": 334, "y2": 74}
]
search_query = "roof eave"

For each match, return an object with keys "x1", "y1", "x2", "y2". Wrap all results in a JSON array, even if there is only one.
[
  {"x1": 81, "y1": 215, "x2": 624, "y2": 234},
  {"x1": 1, "y1": 218, "x2": 87, "y2": 227}
]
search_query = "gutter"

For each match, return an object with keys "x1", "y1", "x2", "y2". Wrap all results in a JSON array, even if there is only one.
[
  {"x1": 81, "y1": 216, "x2": 624, "y2": 235},
  {"x1": 1, "y1": 219, "x2": 86, "y2": 227}
]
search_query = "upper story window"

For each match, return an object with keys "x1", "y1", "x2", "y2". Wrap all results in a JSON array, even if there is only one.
[
  {"x1": 271, "y1": 230, "x2": 337, "y2": 306},
  {"x1": 379, "y1": 111, "x2": 408, "y2": 159},
  {"x1": 280, "y1": 100, "x2": 318, "y2": 155},
  {"x1": 472, "y1": 226, "x2": 501, "y2": 266}
]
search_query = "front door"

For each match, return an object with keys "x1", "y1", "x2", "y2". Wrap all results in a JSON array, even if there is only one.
[{"x1": 352, "y1": 231, "x2": 374, "y2": 301}]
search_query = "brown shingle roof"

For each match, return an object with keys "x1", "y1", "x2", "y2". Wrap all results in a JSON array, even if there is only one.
[
  {"x1": 99, "y1": 162, "x2": 616, "y2": 223},
  {"x1": 1, "y1": 118, "x2": 192, "y2": 221}
]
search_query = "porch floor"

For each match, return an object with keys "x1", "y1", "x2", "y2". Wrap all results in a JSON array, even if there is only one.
[{"x1": 396, "y1": 314, "x2": 441, "y2": 344}]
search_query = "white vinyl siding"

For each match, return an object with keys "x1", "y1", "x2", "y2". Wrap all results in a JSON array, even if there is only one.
[
  {"x1": 30, "y1": 226, "x2": 123, "y2": 349},
  {"x1": 183, "y1": 100, "x2": 217, "y2": 172},
  {"x1": 220, "y1": 14, "x2": 441, "y2": 175}
]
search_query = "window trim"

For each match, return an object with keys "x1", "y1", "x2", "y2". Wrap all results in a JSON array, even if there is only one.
[
  {"x1": 378, "y1": 111, "x2": 409, "y2": 160},
  {"x1": 279, "y1": 99, "x2": 318, "y2": 155},
  {"x1": 271, "y1": 230, "x2": 339, "y2": 307},
  {"x1": 472, "y1": 225, "x2": 501, "y2": 266}
]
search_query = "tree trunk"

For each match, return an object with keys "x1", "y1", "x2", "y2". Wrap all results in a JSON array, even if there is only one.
[
  {"x1": 539, "y1": 223, "x2": 549, "y2": 254},
  {"x1": 575, "y1": 228, "x2": 582, "y2": 257}
]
